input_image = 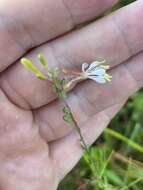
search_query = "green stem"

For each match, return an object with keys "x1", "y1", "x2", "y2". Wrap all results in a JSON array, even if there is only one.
[
  {"x1": 105, "y1": 128, "x2": 143, "y2": 153},
  {"x1": 64, "y1": 101, "x2": 96, "y2": 173}
]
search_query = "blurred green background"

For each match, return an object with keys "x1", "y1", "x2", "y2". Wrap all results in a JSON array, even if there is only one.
[{"x1": 59, "y1": 1, "x2": 143, "y2": 189}]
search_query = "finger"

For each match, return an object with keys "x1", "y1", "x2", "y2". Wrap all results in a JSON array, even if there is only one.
[
  {"x1": 1, "y1": 0, "x2": 142, "y2": 109},
  {"x1": 50, "y1": 102, "x2": 124, "y2": 181},
  {"x1": 35, "y1": 52, "x2": 143, "y2": 142},
  {"x1": 0, "y1": 0, "x2": 117, "y2": 72}
]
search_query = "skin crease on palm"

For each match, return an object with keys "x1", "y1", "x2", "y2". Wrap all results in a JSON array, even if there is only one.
[{"x1": 0, "y1": 0, "x2": 143, "y2": 189}]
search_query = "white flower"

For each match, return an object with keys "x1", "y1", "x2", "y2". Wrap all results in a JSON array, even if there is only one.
[{"x1": 81, "y1": 61, "x2": 112, "y2": 84}]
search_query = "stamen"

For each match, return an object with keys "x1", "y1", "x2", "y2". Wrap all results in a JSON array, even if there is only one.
[
  {"x1": 101, "y1": 65, "x2": 110, "y2": 70},
  {"x1": 104, "y1": 73, "x2": 112, "y2": 81}
]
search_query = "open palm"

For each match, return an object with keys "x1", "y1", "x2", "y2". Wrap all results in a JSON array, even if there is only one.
[{"x1": 0, "y1": 0, "x2": 143, "y2": 189}]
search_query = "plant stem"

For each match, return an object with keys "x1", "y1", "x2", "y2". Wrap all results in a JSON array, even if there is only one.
[
  {"x1": 64, "y1": 101, "x2": 89, "y2": 152},
  {"x1": 63, "y1": 100, "x2": 96, "y2": 173},
  {"x1": 54, "y1": 77, "x2": 96, "y2": 174}
]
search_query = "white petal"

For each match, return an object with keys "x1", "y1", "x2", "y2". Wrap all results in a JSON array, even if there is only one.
[
  {"x1": 82, "y1": 63, "x2": 89, "y2": 72},
  {"x1": 86, "y1": 62, "x2": 98, "y2": 72},
  {"x1": 95, "y1": 76, "x2": 106, "y2": 84},
  {"x1": 89, "y1": 67, "x2": 106, "y2": 76},
  {"x1": 88, "y1": 75, "x2": 106, "y2": 84},
  {"x1": 87, "y1": 61, "x2": 104, "y2": 72}
]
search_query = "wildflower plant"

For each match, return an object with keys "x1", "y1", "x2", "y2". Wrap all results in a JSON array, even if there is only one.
[{"x1": 21, "y1": 54, "x2": 112, "y2": 169}]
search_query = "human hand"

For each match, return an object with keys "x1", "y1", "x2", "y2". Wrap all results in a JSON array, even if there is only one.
[{"x1": 0, "y1": 0, "x2": 143, "y2": 189}]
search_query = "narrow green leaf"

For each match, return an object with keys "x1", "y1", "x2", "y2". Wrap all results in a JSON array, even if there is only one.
[
  {"x1": 21, "y1": 58, "x2": 47, "y2": 80},
  {"x1": 105, "y1": 128, "x2": 143, "y2": 153},
  {"x1": 52, "y1": 84, "x2": 58, "y2": 93},
  {"x1": 54, "y1": 80, "x2": 62, "y2": 90},
  {"x1": 105, "y1": 170, "x2": 123, "y2": 186}
]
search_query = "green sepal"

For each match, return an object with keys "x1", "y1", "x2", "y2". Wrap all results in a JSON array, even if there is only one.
[
  {"x1": 61, "y1": 79, "x2": 68, "y2": 86},
  {"x1": 21, "y1": 58, "x2": 47, "y2": 80}
]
